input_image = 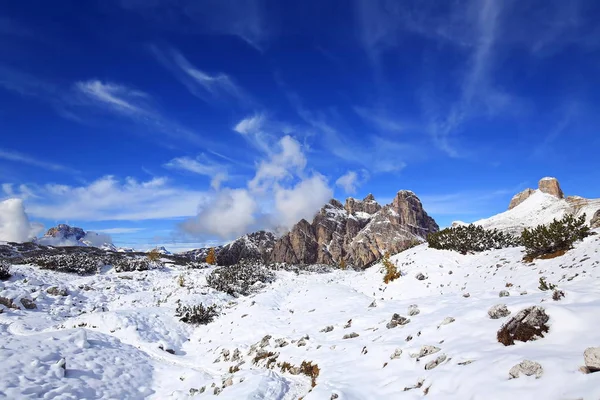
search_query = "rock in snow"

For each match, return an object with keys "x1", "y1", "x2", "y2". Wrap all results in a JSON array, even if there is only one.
[
  {"x1": 498, "y1": 306, "x2": 550, "y2": 346},
  {"x1": 584, "y1": 347, "x2": 600, "y2": 372},
  {"x1": 509, "y1": 360, "x2": 544, "y2": 379},
  {"x1": 488, "y1": 304, "x2": 511, "y2": 319}
]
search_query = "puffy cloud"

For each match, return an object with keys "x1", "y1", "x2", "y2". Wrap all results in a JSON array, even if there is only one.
[
  {"x1": 8, "y1": 176, "x2": 208, "y2": 221},
  {"x1": 182, "y1": 135, "x2": 333, "y2": 239},
  {"x1": 249, "y1": 135, "x2": 306, "y2": 191},
  {"x1": 0, "y1": 198, "x2": 42, "y2": 242},
  {"x1": 181, "y1": 188, "x2": 257, "y2": 238},
  {"x1": 273, "y1": 174, "x2": 332, "y2": 228}
]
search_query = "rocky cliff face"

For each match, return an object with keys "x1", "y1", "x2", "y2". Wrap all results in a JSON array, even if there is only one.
[
  {"x1": 591, "y1": 210, "x2": 600, "y2": 229},
  {"x1": 270, "y1": 191, "x2": 438, "y2": 268}
]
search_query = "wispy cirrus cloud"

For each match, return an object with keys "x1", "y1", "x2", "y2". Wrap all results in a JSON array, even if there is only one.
[
  {"x1": 233, "y1": 112, "x2": 293, "y2": 155},
  {"x1": 0, "y1": 66, "x2": 204, "y2": 147},
  {"x1": 120, "y1": 0, "x2": 270, "y2": 51},
  {"x1": 0, "y1": 148, "x2": 77, "y2": 173},
  {"x1": 150, "y1": 45, "x2": 249, "y2": 105},
  {"x1": 74, "y1": 79, "x2": 203, "y2": 145},
  {"x1": 164, "y1": 154, "x2": 229, "y2": 190}
]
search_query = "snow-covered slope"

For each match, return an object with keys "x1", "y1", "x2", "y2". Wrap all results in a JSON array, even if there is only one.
[
  {"x1": 476, "y1": 191, "x2": 600, "y2": 235},
  {"x1": 1, "y1": 228, "x2": 600, "y2": 399}
]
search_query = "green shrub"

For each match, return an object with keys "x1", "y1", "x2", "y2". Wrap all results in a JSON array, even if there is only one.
[
  {"x1": 521, "y1": 214, "x2": 590, "y2": 259},
  {"x1": 175, "y1": 303, "x2": 218, "y2": 325},
  {"x1": 427, "y1": 225, "x2": 519, "y2": 254}
]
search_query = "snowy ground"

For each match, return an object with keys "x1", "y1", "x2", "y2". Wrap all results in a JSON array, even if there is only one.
[{"x1": 1, "y1": 231, "x2": 600, "y2": 399}]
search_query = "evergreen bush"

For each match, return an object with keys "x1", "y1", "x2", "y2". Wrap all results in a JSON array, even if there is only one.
[
  {"x1": 175, "y1": 303, "x2": 218, "y2": 325},
  {"x1": 521, "y1": 214, "x2": 590, "y2": 259},
  {"x1": 427, "y1": 225, "x2": 519, "y2": 254}
]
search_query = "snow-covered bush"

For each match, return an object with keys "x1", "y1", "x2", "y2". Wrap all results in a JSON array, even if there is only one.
[
  {"x1": 0, "y1": 260, "x2": 11, "y2": 281},
  {"x1": 521, "y1": 214, "x2": 590, "y2": 260},
  {"x1": 175, "y1": 303, "x2": 218, "y2": 325},
  {"x1": 427, "y1": 225, "x2": 519, "y2": 254},
  {"x1": 25, "y1": 253, "x2": 105, "y2": 275},
  {"x1": 207, "y1": 260, "x2": 275, "y2": 296},
  {"x1": 112, "y1": 257, "x2": 160, "y2": 273}
]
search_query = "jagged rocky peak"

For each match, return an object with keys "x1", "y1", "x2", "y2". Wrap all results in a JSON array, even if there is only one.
[
  {"x1": 344, "y1": 193, "x2": 381, "y2": 215},
  {"x1": 508, "y1": 177, "x2": 564, "y2": 210},
  {"x1": 270, "y1": 189, "x2": 438, "y2": 268},
  {"x1": 45, "y1": 224, "x2": 86, "y2": 241},
  {"x1": 216, "y1": 230, "x2": 276, "y2": 266}
]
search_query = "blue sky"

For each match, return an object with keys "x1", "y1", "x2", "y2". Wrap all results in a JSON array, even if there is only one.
[{"x1": 1, "y1": 0, "x2": 599, "y2": 250}]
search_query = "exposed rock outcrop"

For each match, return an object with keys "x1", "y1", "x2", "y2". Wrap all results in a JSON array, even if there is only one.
[
  {"x1": 269, "y1": 191, "x2": 438, "y2": 268},
  {"x1": 508, "y1": 178, "x2": 563, "y2": 210},
  {"x1": 538, "y1": 177, "x2": 564, "y2": 199},
  {"x1": 508, "y1": 188, "x2": 535, "y2": 210},
  {"x1": 591, "y1": 210, "x2": 600, "y2": 229}
]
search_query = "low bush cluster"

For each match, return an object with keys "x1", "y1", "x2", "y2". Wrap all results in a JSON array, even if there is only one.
[
  {"x1": 24, "y1": 253, "x2": 105, "y2": 275},
  {"x1": 112, "y1": 257, "x2": 161, "y2": 273},
  {"x1": 175, "y1": 303, "x2": 218, "y2": 325},
  {"x1": 521, "y1": 214, "x2": 590, "y2": 260},
  {"x1": 207, "y1": 260, "x2": 275, "y2": 297},
  {"x1": 0, "y1": 260, "x2": 11, "y2": 281},
  {"x1": 427, "y1": 224, "x2": 519, "y2": 254}
]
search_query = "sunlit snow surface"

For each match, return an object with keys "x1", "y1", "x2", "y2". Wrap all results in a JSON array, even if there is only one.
[{"x1": 1, "y1": 231, "x2": 600, "y2": 399}]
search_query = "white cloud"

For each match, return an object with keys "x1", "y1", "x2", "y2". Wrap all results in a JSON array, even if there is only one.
[
  {"x1": 76, "y1": 80, "x2": 149, "y2": 115},
  {"x1": 165, "y1": 154, "x2": 229, "y2": 190},
  {"x1": 123, "y1": 0, "x2": 269, "y2": 51},
  {"x1": 182, "y1": 135, "x2": 333, "y2": 239},
  {"x1": 0, "y1": 148, "x2": 75, "y2": 173},
  {"x1": 9, "y1": 176, "x2": 208, "y2": 221},
  {"x1": 336, "y1": 171, "x2": 359, "y2": 194},
  {"x1": 249, "y1": 135, "x2": 306, "y2": 191},
  {"x1": 273, "y1": 174, "x2": 332, "y2": 228},
  {"x1": 0, "y1": 198, "x2": 42, "y2": 242},
  {"x1": 150, "y1": 46, "x2": 247, "y2": 104},
  {"x1": 75, "y1": 79, "x2": 203, "y2": 145},
  {"x1": 233, "y1": 113, "x2": 294, "y2": 155},
  {"x1": 181, "y1": 188, "x2": 257, "y2": 238}
]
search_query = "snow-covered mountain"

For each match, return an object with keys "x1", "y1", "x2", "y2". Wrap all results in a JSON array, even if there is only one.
[
  {"x1": 475, "y1": 177, "x2": 600, "y2": 235},
  {"x1": 35, "y1": 224, "x2": 115, "y2": 249},
  {"x1": 1, "y1": 176, "x2": 600, "y2": 399},
  {"x1": 148, "y1": 246, "x2": 173, "y2": 255}
]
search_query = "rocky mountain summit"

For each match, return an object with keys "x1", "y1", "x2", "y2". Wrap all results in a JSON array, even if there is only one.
[
  {"x1": 479, "y1": 177, "x2": 600, "y2": 235},
  {"x1": 184, "y1": 231, "x2": 276, "y2": 266},
  {"x1": 45, "y1": 224, "x2": 86, "y2": 241},
  {"x1": 270, "y1": 191, "x2": 438, "y2": 267},
  {"x1": 508, "y1": 177, "x2": 564, "y2": 209}
]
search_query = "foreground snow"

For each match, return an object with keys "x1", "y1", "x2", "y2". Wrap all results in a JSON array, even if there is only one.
[{"x1": 1, "y1": 232, "x2": 600, "y2": 399}]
